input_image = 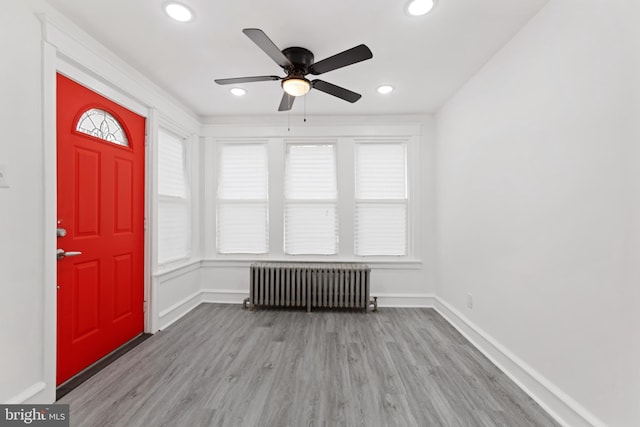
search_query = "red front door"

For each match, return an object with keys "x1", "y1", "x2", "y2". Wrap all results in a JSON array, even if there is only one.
[{"x1": 56, "y1": 74, "x2": 145, "y2": 385}]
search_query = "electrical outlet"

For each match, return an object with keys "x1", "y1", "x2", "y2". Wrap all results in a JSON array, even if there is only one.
[
  {"x1": 0, "y1": 164, "x2": 8, "y2": 188},
  {"x1": 467, "y1": 293, "x2": 473, "y2": 309}
]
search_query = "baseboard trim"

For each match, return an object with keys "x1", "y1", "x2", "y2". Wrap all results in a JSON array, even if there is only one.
[
  {"x1": 433, "y1": 297, "x2": 606, "y2": 427},
  {"x1": 375, "y1": 293, "x2": 435, "y2": 308},
  {"x1": 158, "y1": 291, "x2": 202, "y2": 330},
  {"x1": 6, "y1": 381, "x2": 47, "y2": 404},
  {"x1": 201, "y1": 289, "x2": 248, "y2": 304}
]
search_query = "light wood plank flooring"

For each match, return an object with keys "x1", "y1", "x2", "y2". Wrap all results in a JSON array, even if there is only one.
[{"x1": 59, "y1": 304, "x2": 559, "y2": 427}]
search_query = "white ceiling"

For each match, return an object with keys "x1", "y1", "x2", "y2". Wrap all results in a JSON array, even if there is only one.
[{"x1": 45, "y1": 0, "x2": 548, "y2": 118}]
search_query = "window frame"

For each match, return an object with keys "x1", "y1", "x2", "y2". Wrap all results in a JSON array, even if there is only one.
[
  {"x1": 75, "y1": 107, "x2": 130, "y2": 147},
  {"x1": 215, "y1": 142, "x2": 269, "y2": 255},
  {"x1": 156, "y1": 127, "x2": 192, "y2": 267},
  {"x1": 354, "y1": 140, "x2": 410, "y2": 257},
  {"x1": 283, "y1": 140, "x2": 339, "y2": 255}
]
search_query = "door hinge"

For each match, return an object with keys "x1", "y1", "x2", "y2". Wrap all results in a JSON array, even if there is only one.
[
  {"x1": 143, "y1": 301, "x2": 148, "y2": 313},
  {"x1": 144, "y1": 217, "x2": 147, "y2": 230}
]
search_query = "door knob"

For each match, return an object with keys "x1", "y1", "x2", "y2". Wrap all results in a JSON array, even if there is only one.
[{"x1": 57, "y1": 249, "x2": 82, "y2": 260}]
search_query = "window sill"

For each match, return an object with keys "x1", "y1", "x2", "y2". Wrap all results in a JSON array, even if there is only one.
[{"x1": 200, "y1": 257, "x2": 423, "y2": 270}]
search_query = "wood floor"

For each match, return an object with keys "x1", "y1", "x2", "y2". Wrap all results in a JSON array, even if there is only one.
[{"x1": 59, "y1": 304, "x2": 559, "y2": 427}]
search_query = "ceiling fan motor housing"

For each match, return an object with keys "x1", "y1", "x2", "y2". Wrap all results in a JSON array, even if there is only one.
[{"x1": 282, "y1": 47, "x2": 315, "y2": 75}]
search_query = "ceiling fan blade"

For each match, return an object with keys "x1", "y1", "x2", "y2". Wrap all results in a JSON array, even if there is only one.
[
  {"x1": 312, "y1": 80, "x2": 362, "y2": 103},
  {"x1": 278, "y1": 92, "x2": 295, "y2": 111},
  {"x1": 310, "y1": 44, "x2": 373, "y2": 75},
  {"x1": 242, "y1": 28, "x2": 292, "y2": 69},
  {"x1": 214, "y1": 76, "x2": 281, "y2": 85}
]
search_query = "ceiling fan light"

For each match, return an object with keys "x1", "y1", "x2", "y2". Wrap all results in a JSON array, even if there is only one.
[
  {"x1": 282, "y1": 78, "x2": 311, "y2": 97},
  {"x1": 407, "y1": 0, "x2": 436, "y2": 16}
]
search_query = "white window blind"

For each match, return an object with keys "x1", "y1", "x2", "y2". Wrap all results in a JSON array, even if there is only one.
[
  {"x1": 217, "y1": 143, "x2": 268, "y2": 254},
  {"x1": 158, "y1": 130, "x2": 190, "y2": 263},
  {"x1": 284, "y1": 143, "x2": 338, "y2": 255},
  {"x1": 355, "y1": 143, "x2": 408, "y2": 256}
]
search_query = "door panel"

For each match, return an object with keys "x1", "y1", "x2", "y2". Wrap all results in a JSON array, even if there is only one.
[
  {"x1": 113, "y1": 253, "x2": 134, "y2": 319},
  {"x1": 56, "y1": 74, "x2": 145, "y2": 385},
  {"x1": 114, "y1": 158, "x2": 134, "y2": 233},
  {"x1": 72, "y1": 261, "x2": 100, "y2": 341},
  {"x1": 75, "y1": 148, "x2": 101, "y2": 236}
]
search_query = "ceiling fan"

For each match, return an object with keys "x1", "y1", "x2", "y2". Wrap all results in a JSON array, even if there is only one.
[{"x1": 215, "y1": 28, "x2": 373, "y2": 111}]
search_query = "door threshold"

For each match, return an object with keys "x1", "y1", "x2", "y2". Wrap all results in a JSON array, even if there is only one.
[{"x1": 56, "y1": 333, "x2": 152, "y2": 401}]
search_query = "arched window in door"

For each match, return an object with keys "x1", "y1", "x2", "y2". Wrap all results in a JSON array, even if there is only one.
[{"x1": 76, "y1": 108, "x2": 129, "y2": 146}]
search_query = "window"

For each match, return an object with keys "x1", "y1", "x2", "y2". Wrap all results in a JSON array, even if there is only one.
[
  {"x1": 284, "y1": 143, "x2": 338, "y2": 255},
  {"x1": 157, "y1": 130, "x2": 190, "y2": 263},
  {"x1": 211, "y1": 132, "x2": 416, "y2": 261},
  {"x1": 216, "y1": 144, "x2": 268, "y2": 254},
  {"x1": 76, "y1": 108, "x2": 129, "y2": 146},
  {"x1": 355, "y1": 142, "x2": 408, "y2": 256}
]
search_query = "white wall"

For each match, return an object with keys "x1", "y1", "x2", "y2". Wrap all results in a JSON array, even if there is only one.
[
  {"x1": 0, "y1": 0, "x2": 50, "y2": 404},
  {"x1": 436, "y1": 0, "x2": 638, "y2": 425},
  {"x1": 627, "y1": 1, "x2": 640, "y2": 423}
]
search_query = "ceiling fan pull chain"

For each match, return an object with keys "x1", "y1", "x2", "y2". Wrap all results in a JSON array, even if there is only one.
[
  {"x1": 287, "y1": 110, "x2": 290, "y2": 132},
  {"x1": 304, "y1": 96, "x2": 307, "y2": 123}
]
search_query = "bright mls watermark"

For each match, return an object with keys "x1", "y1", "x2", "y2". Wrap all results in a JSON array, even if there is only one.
[{"x1": 0, "y1": 405, "x2": 69, "y2": 427}]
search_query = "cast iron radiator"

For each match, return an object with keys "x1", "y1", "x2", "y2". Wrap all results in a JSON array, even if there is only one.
[{"x1": 246, "y1": 263, "x2": 376, "y2": 312}]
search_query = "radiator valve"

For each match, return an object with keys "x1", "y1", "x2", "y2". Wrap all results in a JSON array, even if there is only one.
[{"x1": 369, "y1": 296, "x2": 378, "y2": 313}]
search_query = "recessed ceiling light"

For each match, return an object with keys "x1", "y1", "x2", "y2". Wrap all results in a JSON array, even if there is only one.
[
  {"x1": 377, "y1": 85, "x2": 394, "y2": 94},
  {"x1": 406, "y1": 0, "x2": 436, "y2": 16},
  {"x1": 164, "y1": 2, "x2": 194, "y2": 22},
  {"x1": 230, "y1": 88, "x2": 247, "y2": 97}
]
